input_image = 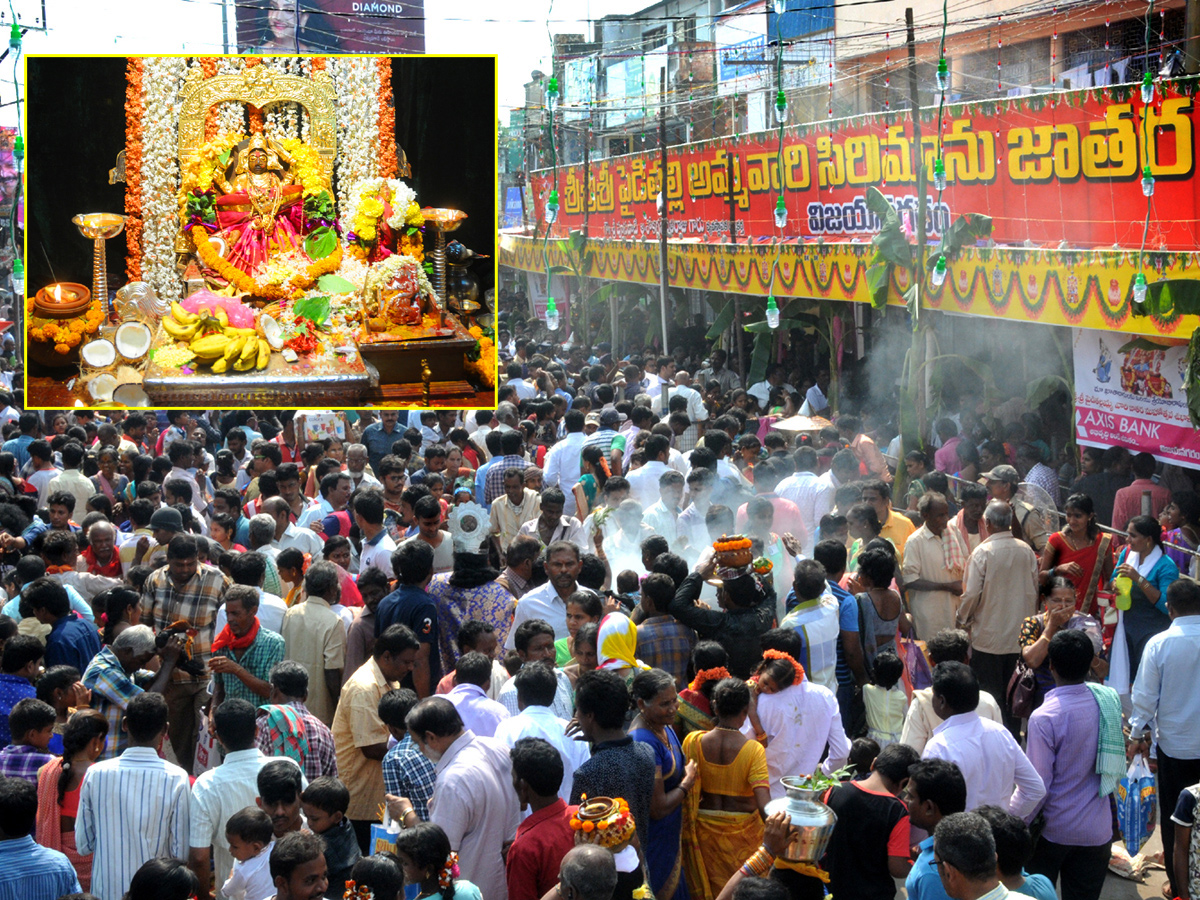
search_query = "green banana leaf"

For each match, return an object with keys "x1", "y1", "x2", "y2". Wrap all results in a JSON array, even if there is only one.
[
  {"x1": 748, "y1": 331, "x2": 773, "y2": 385},
  {"x1": 706, "y1": 297, "x2": 737, "y2": 341}
]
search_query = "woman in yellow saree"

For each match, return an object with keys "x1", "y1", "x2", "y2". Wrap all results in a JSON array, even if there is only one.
[{"x1": 681, "y1": 677, "x2": 771, "y2": 900}]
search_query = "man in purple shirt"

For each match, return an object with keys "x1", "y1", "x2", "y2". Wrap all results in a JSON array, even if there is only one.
[{"x1": 1025, "y1": 629, "x2": 1119, "y2": 900}]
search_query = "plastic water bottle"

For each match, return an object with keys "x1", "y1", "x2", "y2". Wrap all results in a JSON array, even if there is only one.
[{"x1": 1114, "y1": 574, "x2": 1133, "y2": 610}]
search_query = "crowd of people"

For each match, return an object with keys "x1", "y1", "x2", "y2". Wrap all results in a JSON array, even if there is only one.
[{"x1": 0, "y1": 373, "x2": 1194, "y2": 900}]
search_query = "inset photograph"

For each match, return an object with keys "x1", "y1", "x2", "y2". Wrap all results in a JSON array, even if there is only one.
[{"x1": 26, "y1": 54, "x2": 497, "y2": 408}]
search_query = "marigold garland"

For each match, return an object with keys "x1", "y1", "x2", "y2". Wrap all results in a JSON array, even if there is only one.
[
  {"x1": 377, "y1": 58, "x2": 397, "y2": 179},
  {"x1": 310, "y1": 58, "x2": 326, "y2": 72},
  {"x1": 466, "y1": 326, "x2": 496, "y2": 388},
  {"x1": 688, "y1": 666, "x2": 732, "y2": 693},
  {"x1": 190, "y1": 225, "x2": 342, "y2": 300},
  {"x1": 201, "y1": 57, "x2": 219, "y2": 141},
  {"x1": 26, "y1": 294, "x2": 104, "y2": 353},
  {"x1": 762, "y1": 648, "x2": 806, "y2": 684},
  {"x1": 278, "y1": 138, "x2": 325, "y2": 195},
  {"x1": 124, "y1": 58, "x2": 145, "y2": 281}
]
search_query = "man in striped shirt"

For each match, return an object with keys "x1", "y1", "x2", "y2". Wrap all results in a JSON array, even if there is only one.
[
  {"x1": 0, "y1": 776, "x2": 81, "y2": 900},
  {"x1": 77, "y1": 692, "x2": 192, "y2": 900}
]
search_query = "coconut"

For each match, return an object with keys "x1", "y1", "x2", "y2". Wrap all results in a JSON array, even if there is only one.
[
  {"x1": 88, "y1": 373, "x2": 117, "y2": 402},
  {"x1": 115, "y1": 322, "x2": 152, "y2": 360},
  {"x1": 113, "y1": 383, "x2": 150, "y2": 407},
  {"x1": 80, "y1": 339, "x2": 116, "y2": 369},
  {"x1": 260, "y1": 313, "x2": 284, "y2": 351}
]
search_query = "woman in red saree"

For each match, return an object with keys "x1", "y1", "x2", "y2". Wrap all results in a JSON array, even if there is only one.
[{"x1": 1041, "y1": 493, "x2": 1114, "y2": 616}]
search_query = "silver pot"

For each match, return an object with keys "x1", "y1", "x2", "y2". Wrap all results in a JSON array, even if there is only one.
[{"x1": 763, "y1": 775, "x2": 838, "y2": 863}]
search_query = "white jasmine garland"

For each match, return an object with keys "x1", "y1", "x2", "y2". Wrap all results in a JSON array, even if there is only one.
[
  {"x1": 140, "y1": 56, "x2": 187, "y2": 304},
  {"x1": 333, "y1": 57, "x2": 381, "y2": 237}
]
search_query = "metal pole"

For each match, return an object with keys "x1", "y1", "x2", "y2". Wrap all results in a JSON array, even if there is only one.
[
  {"x1": 905, "y1": 8, "x2": 927, "y2": 282},
  {"x1": 659, "y1": 68, "x2": 670, "y2": 356}
]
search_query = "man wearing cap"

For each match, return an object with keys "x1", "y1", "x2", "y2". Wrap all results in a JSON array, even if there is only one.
[
  {"x1": 141, "y1": 533, "x2": 232, "y2": 771},
  {"x1": 123, "y1": 506, "x2": 186, "y2": 572},
  {"x1": 543, "y1": 410, "x2": 587, "y2": 518},
  {"x1": 583, "y1": 409, "x2": 627, "y2": 474},
  {"x1": 981, "y1": 464, "x2": 1048, "y2": 553},
  {"x1": 582, "y1": 411, "x2": 601, "y2": 438}
]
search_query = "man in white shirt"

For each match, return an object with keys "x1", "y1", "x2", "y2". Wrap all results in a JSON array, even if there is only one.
[
  {"x1": 642, "y1": 469, "x2": 685, "y2": 554},
  {"x1": 76, "y1": 692, "x2": 192, "y2": 900},
  {"x1": 345, "y1": 443, "x2": 381, "y2": 489},
  {"x1": 506, "y1": 541, "x2": 580, "y2": 648},
  {"x1": 624, "y1": 434, "x2": 674, "y2": 510},
  {"x1": 516, "y1": 488, "x2": 588, "y2": 553},
  {"x1": 775, "y1": 447, "x2": 835, "y2": 558},
  {"x1": 493, "y1": 662, "x2": 590, "y2": 805},
  {"x1": 506, "y1": 362, "x2": 537, "y2": 401},
  {"x1": 746, "y1": 364, "x2": 794, "y2": 411},
  {"x1": 263, "y1": 497, "x2": 324, "y2": 561},
  {"x1": 543, "y1": 410, "x2": 587, "y2": 517},
  {"x1": 354, "y1": 492, "x2": 397, "y2": 579},
  {"x1": 922, "y1": 661, "x2": 1045, "y2": 817},
  {"x1": 188, "y1": 699, "x2": 304, "y2": 900},
  {"x1": 167, "y1": 440, "x2": 207, "y2": 515},
  {"x1": 805, "y1": 369, "x2": 832, "y2": 416},
  {"x1": 46, "y1": 442, "x2": 94, "y2": 525},
  {"x1": 1128, "y1": 577, "x2": 1200, "y2": 898},
  {"x1": 748, "y1": 658, "x2": 850, "y2": 800},
  {"x1": 900, "y1": 629, "x2": 1004, "y2": 753},
  {"x1": 408, "y1": 697, "x2": 520, "y2": 900}
]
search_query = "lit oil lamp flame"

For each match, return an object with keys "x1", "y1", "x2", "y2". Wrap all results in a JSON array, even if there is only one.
[{"x1": 53, "y1": 285, "x2": 62, "y2": 302}]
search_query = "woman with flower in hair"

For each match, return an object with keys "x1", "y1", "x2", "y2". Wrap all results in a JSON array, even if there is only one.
[
  {"x1": 345, "y1": 853, "x2": 406, "y2": 900},
  {"x1": 36, "y1": 709, "x2": 110, "y2": 891},
  {"x1": 393, "y1": 822, "x2": 482, "y2": 900},
  {"x1": 680, "y1": 677, "x2": 770, "y2": 900},
  {"x1": 573, "y1": 444, "x2": 611, "y2": 522},
  {"x1": 676, "y1": 642, "x2": 730, "y2": 737}
]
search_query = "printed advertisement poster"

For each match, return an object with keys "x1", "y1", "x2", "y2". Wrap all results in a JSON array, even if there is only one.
[
  {"x1": 236, "y1": 0, "x2": 425, "y2": 55},
  {"x1": 1074, "y1": 328, "x2": 1200, "y2": 470}
]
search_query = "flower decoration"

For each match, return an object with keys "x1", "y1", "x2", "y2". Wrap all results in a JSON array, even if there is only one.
[
  {"x1": 200, "y1": 57, "x2": 219, "y2": 141},
  {"x1": 191, "y1": 225, "x2": 342, "y2": 301},
  {"x1": 125, "y1": 57, "x2": 145, "y2": 282},
  {"x1": 762, "y1": 648, "x2": 806, "y2": 684},
  {"x1": 438, "y1": 852, "x2": 460, "y2": 890},
  {"x1": 688, "y1": 666, "x2": 732, "y2": 693},
  {"x1": 180, "y1": 131, "x2": 244, "y2": 196},
  {"x1": 278, "y1": 138, "x2": 325, "y2": 195},
  {"x1": 343, "y1": 880, "x2": 374, "y2": 900},
  {"x1": 466, "y1": 325, "x2": 496, "y2": 388},
  {"x1": 377, "y1": 57, "x2": 398, "y2": 178},
  {"x1": 26, "y1": 293, "x2": 105, "y2": 354}
]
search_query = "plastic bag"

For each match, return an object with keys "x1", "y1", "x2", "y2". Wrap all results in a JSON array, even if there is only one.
[
  {"x1": 1115, "y1": 754, "x2": 1157, "y2": 854},
  {"x1": 1107, "y1": 612, "x2": 1130, "y2": 696},
  {"x1": 194, "y1": 709, "x2": 221, "y2": 775}
]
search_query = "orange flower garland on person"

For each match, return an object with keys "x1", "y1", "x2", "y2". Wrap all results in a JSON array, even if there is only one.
[
  {"x1": 124, "y1": 58, "x2": 145, "y2": 281},
  {"x1": 376, "y1": 58, "x2": 397, "y2": 179},
  {"x1": 190, "y1": 225, "x2": 342, "y2": 301},
  {"x1": 761, "y1": 648, "x2": 805, "y2": 684},
  {"x1": 201, "y1": 57, "x2": 219, "y2": 141},
  {"x1": 688, "y1": 666, "x2": 732, "y2": 694}
]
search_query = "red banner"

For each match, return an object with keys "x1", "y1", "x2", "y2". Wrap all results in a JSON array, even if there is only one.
[{"x1": 531, "y1": 89, "x2": 1199, "y2": 250}]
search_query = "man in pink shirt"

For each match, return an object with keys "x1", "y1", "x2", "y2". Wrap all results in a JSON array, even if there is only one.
[
  {"x1": 1111, "y1": 452, "x2": 1171, "y2": 532},
  {"x1": 838, "y1": 415, "x2": 891, "y2": 482},
  {"x1": 933, "y1": 419, "x2": 964, "y2": 474}
]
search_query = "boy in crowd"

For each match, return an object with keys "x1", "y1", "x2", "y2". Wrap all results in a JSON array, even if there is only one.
[
  {"x1": 300, "y1": 776, "x2": 362, "y2": 899},
  {"x1": 0, "y1": 698, "x2": 56, "y2": 781},
  {"x1": 223, "y1": 806, "x2": 276, "y2": 900}
]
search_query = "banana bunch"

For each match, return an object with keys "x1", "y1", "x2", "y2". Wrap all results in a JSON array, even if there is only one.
[{"x1": 162, "y1": 302, "x2": 271, "y2": 374}]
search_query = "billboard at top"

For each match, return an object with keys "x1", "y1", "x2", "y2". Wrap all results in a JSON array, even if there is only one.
[
  {"x1": 767, "y1": 0, "x2": 835, "y2": 41},
  {"x1": 236, "y1": 0, "x2": 425, "y2": 54}
]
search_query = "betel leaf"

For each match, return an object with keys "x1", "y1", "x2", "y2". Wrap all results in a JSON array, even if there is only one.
[
  {"x1": 304, "y1": 227, "x2": 337, "y2": 260},
  {"x1": 316, "y1": 274, "x2": 357, "y2": 293},
  {"x1": 218, "y1": 148, "x2": 232, "y2": 165},
  {"x1": 467, "y1": 339, "x2": 482, "y2": 362},
  {"x1": 293, "y1": 295, "x2": 331, "y2": 327}
]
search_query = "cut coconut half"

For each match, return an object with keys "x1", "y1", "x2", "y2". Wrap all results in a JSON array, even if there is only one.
[
  {"x1": 113, "y1": 383, "x2": 150, "y2": 407},
  {"x1": 80, "y1": 339, "x2": 116, "y2": 369},
  {"x1": 260, "y1": 313, "x2": 284, "y2": 351},
  {"x1": 88, "y1": 373, "x2": 117, "y2": 402},
  {"x1": 115, "y1": 322, "x2": 152, "y2": 360}
]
